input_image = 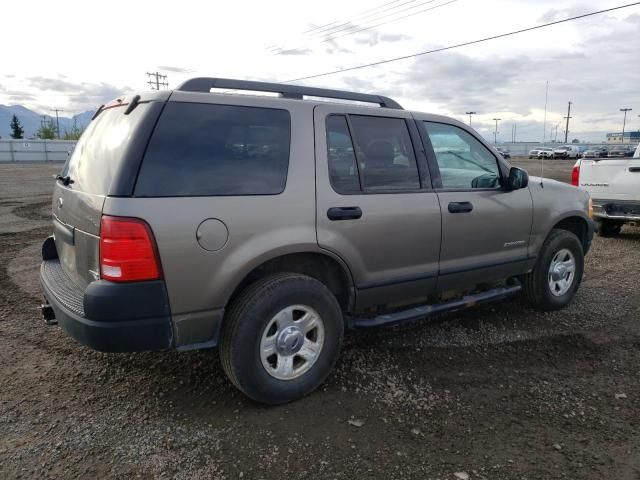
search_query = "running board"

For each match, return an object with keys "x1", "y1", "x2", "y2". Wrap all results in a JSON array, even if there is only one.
[{"x1": 346, "y1": 283, "x2": 522, "y2": 329}]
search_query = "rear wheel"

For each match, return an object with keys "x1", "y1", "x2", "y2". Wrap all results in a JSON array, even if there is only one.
[
  {"x1": 522, "y1": 229, "x2": 584, "y2": 311},
  {"x1": 595, "y1": 219, "x2": 623, "y2": 237},
  {"x1": 220, "y1": 273, "x2": 343, "y2": 404}
]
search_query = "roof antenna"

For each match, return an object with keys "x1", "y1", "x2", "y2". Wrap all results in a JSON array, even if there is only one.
[{"x1": 540, "y1": 80, "x2": 549, "y2": 188}]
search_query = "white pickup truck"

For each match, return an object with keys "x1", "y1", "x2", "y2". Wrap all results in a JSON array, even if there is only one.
[{"x1": 572, "y1": 143, "x2": 640, "y2": 236}]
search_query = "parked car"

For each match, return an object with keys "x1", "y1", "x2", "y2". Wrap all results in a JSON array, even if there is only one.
[
  {"x1": 591, "y1": 146, "x2": 609, "y2": 158},
  {"x1": 576, "y1": 145, "x2": 589, "y2": 158},
  {"x1": 40, "y1": 78, "x2": 594, "y2": 404},
  {"x1": 553, "y1": 145, "x2": 581, "y2": 159},
  {"x1": 528, "y1": 149, "x2": 541, "y2": 159},
  {"x1": 572, "y1": 143, "x2": 640, "y2": 236},
  {"x1": 581, "y1": 150, "x2": 599, "y2": 159},
  {"x1": 538, "y1": 148, "x2": 555, "y2": 159},
  {"x1": 496, "y1": 147, "x2": 511, "y2": 159},
  {"x1": 608, "y1": 145, "x2": 634, "y2": 158}
]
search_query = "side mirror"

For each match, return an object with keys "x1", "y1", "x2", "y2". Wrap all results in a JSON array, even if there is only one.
[{"x1": 507, "y1": 167, "x2": 529, "y2": 190}]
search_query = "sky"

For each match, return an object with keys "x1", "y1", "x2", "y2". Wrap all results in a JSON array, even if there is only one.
[{"x1": 1, "y1": 0, "x2": 639, "y2": 142}]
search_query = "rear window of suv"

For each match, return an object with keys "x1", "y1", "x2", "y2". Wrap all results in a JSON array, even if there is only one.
[
  {"x1": 63, "y1": 103, "x2": 149, "y2": 195},
  {"x1": 135, "y1": 102, "x2": 291, "y2": 197}
]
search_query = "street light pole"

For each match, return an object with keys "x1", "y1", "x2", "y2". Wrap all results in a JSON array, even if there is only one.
[
  {"x1": 465, "y1": 111, "x2": 476, "y2": 127},
  {"x1": 620, "y1": 108, "x2": 632, "y2": 144},
  {"x1": 492, "y1": 118, "x2": 501, "y2": 145}
]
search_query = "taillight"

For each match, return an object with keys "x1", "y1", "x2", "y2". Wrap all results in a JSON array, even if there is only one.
[
  {"x1": 99, "y1": 216, "x2": 162, "y2": 282},
  {"x1": 571, "y1": 163, "x2": 580, "y2": 186}
]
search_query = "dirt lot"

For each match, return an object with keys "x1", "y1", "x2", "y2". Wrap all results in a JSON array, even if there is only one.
[{"x1": 1, "y1": 160, "x2": 639, "y2": 480}]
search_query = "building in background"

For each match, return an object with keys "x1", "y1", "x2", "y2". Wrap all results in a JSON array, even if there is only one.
[{"x1": 606, "y1": 131, "x2": 640, "y2": 144}]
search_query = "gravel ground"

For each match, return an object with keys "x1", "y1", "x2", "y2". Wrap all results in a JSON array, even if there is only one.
[{"x1": 1, "y1": 162, "x2": 639, "y2": 480}]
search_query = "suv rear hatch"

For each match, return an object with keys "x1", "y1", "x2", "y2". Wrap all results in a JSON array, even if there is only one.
[{"x1": 52, "y1": 93, "x2": 167, "y2": 288}]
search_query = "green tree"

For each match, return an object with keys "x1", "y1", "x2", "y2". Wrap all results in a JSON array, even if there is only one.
[
  {"x1": 9, "y1": 115, "x2": 24, "y2": 139},
  {"x1": 62, "y1": 120, "x2": 84, "y2": 140},
  {"x1": 36, "y1": 118, "x2": 57, "y2": 140},
  {"x1": 571, "y1": 138, "x2": 580, "y2": 144}
]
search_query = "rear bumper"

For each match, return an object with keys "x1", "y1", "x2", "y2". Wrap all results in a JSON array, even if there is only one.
[
  {"x1": 40, "y1": 255, "x2": 173, "y2": 352},
  {"x1": 592, "y1": 200, "x2": 640, "y2": 222}
]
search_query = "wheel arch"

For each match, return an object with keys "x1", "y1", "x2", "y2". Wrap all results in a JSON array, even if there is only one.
[
  {"x1": 550, "y1": 215, "x2": 592, "y2": 253},
  {"x1": 225, "y1": 251, "x2": 356, "y2": 314}
]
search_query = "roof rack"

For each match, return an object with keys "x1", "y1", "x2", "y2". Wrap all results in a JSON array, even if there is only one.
[{"x1": 175, "y1": 77, "x2": 403, "y2": 110}]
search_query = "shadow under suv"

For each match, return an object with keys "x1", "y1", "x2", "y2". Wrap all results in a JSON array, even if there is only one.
[{"x1": 41, "y1": 78, "x2": 594, "y2": 404}]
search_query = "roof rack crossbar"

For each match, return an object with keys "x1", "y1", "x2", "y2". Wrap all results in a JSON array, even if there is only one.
[{"x1": 175, "y1": 77, "x2": 403, "y2": 110}]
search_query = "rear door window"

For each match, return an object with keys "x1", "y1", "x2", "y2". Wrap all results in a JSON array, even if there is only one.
[
  {"x1": 63, "y1": 104, "x2": 148, "y2": 195},
  {"x1": 326, "y1": 115, "x2": 360, "y2": 194},
  {"x1": 325, "y1": 114, "x2": 421, "y2": 193},
  {"x1": 135, "y1": 102, "x2": 291, "y2": 197}
]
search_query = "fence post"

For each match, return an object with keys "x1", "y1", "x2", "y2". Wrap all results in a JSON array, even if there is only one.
[
  {"x1": 10, "y1": 140, "x2": 15, "y2": 162},
  {"x1": 44, "y1": 140, "x2": 49, "y2": 162}
]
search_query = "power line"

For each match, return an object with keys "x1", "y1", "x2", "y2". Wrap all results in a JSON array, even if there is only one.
[
  {"x1": 285, "y1": 2, "x2": 640, "y2": 83},
  {"x1": 321, "y1": 0, "x2": 458, "y2": 43},
  {"x1": 271, "y1": 0, "x2": 421, "y2": 53},
  {"x1": 319, "y1": 0, "x2": 439, "y2": 41},
  {"x1": 274, "y1": 0, "x2": 454, "y2": 55},
  {"x1": 302, "y1": 0, "x2": 403, "y2": 34},
  {"x1": 312, "y1": 0, "x2": 420, "y2": 38}
]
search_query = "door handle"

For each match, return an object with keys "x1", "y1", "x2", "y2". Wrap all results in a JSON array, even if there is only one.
[
  {"x1": 629, "y1": 167, "x2": 640, "y2": 172},
  {"x1": 448, "y1": 202, "x2": 473, "y2": 214},
  {"x1": 327, "y1": 206, "x2": 362, "y2": 221}
]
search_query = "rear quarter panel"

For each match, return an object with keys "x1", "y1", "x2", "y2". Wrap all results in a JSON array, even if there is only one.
[{"x1": 103, "y1": 94, "x2": 320, "y2": 346}]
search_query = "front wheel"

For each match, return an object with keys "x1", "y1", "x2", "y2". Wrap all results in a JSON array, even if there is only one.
[
  {"x1": 219, "y1": 273, "x2": 343, "y2": 404},
  {"x1": 522, "y1": 229, "x2": 584, "y2": 311}
]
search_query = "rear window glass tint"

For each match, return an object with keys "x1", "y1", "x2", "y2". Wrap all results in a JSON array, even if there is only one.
[
  {"x1": 326, "y1": 115, "x2": 360, "y2": 194},
  {"x1": 63, "y1": 104, "x2": 147, "y2": 195},
  {"x1": 348, "y1": 115, "x2": 420, "y2": 191},
  {"x1": 135, "y1": 103, "x2": 291, "y2": 197}
]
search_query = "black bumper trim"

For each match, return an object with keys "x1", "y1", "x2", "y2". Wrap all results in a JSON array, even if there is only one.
[{"x1": 41, "y1": 259, "x2": 173, "y2": 352}]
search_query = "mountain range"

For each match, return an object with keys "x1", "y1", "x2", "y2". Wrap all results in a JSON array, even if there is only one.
[{"x1": 0, "y1": 105, "x2": 95, "y2": 139}]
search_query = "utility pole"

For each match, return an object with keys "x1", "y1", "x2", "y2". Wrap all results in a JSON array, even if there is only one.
[
  {"x1": 465, "y1": 111, "x2": 476, "y2": 127},
  {"x1": 146, "y1": 72, "x2": 168, "y2": 90},
  {"x1": 51, "y1": 108, "x2": 64, "y2": 139},
  {"x1": 620, "y1": 108, "x2": 632, "y2": 144},
  {"x1": 492, "y1": 118, "x2": 501, "y2": 145},
  {"x1": 563, "y1": 101, "x2": 572, "y2": 144}
]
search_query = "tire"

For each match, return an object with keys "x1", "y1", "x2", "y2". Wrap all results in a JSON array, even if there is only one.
[
  {"x1": 595, "y1": 219, "x2": 623, "y2": 237},
  {"x1": 219, "y1": 273, "x2": 344, "y2": 404},
  {"x1": 521, "y1": 229, "x2": 584, "y2": 311}
]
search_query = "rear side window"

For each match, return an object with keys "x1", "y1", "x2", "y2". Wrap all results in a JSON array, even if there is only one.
[
  {"x1": 325, "y1": 114, "x2": 420, "y2": 193},
  {"x1": 63, "y1": 104, "x2": 149, "y2": 195},
  {"x1": 135, "y1": 103, "x2": 291, "y2": 197}
]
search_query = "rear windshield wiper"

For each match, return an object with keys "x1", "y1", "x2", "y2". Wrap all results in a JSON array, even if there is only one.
[{"x1": 54, "y1": 174, "x2": 74, "y2": 186}]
